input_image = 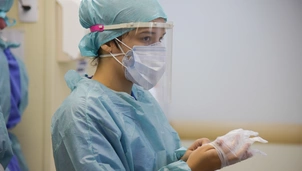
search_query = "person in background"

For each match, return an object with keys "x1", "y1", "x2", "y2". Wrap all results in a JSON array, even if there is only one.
[
  {"x1": 51, "y1": 0, "x2": 267, "y2": 170},
  {"x1": 0, "y1": 0, "x2": 29, "y2": 170},
  {"x1": 0, "y1": 1, "x2": 15, "y2": 170}
]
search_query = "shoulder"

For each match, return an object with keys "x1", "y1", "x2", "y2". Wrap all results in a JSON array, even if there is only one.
[
  {"x1": 51, "y1": 79, "x2": 106, "y2": 141},
  {"x1": 51, "y1": 79, "x2": 122, "y2": 150},
  {"x1": 52, "y1": 78, "x2": 104, "y2": 123},
  {"x1": 51, "y1": 76, "x2": 120, "y2": 135}
]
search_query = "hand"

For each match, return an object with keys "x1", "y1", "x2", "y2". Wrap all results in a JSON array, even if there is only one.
[
  {"x1": 186, "y1": 144, "x2": 221, "y2": 171},
  {"x1": 181, "y1": 138, "x2": 211, "y2": 162},
  {"x1": 209, "y1": 129, "x2": 268, "y2": 168}
]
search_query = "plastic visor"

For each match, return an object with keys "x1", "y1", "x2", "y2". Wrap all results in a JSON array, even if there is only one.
[{"x1": 95, "y1": 22, "x2": 173, "y2": 115}]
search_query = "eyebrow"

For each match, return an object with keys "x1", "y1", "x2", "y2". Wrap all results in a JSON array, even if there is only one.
[
  {"x1": 139, "y1": 31, "x2": 156, "y2": 35},
  {"x1": 138, "y1": 31, "x2": 167, "y2": 37}
]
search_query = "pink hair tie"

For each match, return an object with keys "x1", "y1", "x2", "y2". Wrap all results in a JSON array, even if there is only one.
[{"x1": 90, "y1": 24, "x2": 104, "y2": 32}]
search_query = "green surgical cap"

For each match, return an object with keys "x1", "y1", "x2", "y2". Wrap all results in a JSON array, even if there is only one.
[
  {"x1": 0, "y1": 0, "x2": 14, "y2": 22},
  {"x1": 0, "y1": 0, "x2": 14, "y2": 13},
  {"x1": 78, "y1": 0, "x2": 167, "y2": 57}
]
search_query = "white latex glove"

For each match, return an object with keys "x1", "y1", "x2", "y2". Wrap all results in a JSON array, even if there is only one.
[{"x1": 209, "y1": 128, "x2": 268, "y2": 168}]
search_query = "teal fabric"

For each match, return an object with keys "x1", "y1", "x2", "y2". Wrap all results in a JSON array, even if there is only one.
[
  {"x1": 78, "y1": 0, "x2": 167, "y2": 57},
  {"x1": 8, "y1": 133, "x2": 29, "y2": 171},
  {"x1": 0, "y1": 38, "x2": 27, "y2": 120},
  {"x1": 0, "y1": 1, "x2": 28, "y2": 168},
  {"x1": 0, "y1": 19, "x2": 15, "y2": 170},
  {"x1": 51, "y1": 70, "x2": 190, "y2": 171},
  {"x1": 0, "y1": 107, "x2": 13, "y2": 169},
  {"x1": 0, "y1": 37, "x2": 29, "y2": 171},
  {"x1": 0, "y1": 46, "x2": 11, "y2": 122},
  {"x1": 0, "y1": 38, "x2": 20, "y2": 50},
  {"x1": 8, "y1": 53, "x2": 29, "y2": 171},
  {"x1": 15, "y1": 57, "x2": 28, "y2": 116},
  {"x1": 0, "y1": 0, "x2": 14, "y2": 13},
  {"x1": 0, "y1": 0, "x2": 16, "y2": 27}
]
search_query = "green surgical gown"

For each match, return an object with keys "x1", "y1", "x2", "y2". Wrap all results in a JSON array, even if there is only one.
[{"x1": 51, "y1": 70, "x2": 190, "y2": 171}]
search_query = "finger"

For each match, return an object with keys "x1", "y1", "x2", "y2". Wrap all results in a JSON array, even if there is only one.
[
  {"x1": 196, "y1": 138, "x2": 211, "y2": 149},
  {"x1": 223, "y1": 133, "x2": 240, "y2": 152},
  {"x1": 199, "y1": 144, "x2": 216, "y2": 151},
  {"x1": 239, "y1": 147, "x2": 254, "y2": 161},
  {"x1": 189, "y1": 138, "x2": 211, "y2": 150},
  {"x1": 249, "y1": 136, "x2": 268, "y2": 144},
  {"x1": 197, "y1": 138, "x2": 211, "y2": 145},
  {"x1": 215, "y1": 137, "x2": 223, "y2": 146},
  {"x1": 230, "y1": 143, "x2": 251, "y2": 161},
  {"x1": 243, "y1": 130, "x2": 259, "y2": 138},
  {"x1": 246, "y1": 150, "x2": 254, "y2": 158}
]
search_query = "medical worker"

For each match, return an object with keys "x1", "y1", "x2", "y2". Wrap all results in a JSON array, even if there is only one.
[
  {"x1": 51, "y1": 0, "x2": 267, "y2": 170},
  {"x1": 0, "y1": 0, "x2": 29, "y2": 170},
  {"x1": 0, "y1": 0, "x2": 15, "y2": 170}
]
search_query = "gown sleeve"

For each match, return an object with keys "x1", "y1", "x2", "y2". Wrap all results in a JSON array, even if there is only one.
[
  {"x1": 158, "y1": 147, "x2": 191, "y2": 171},
  {"x1": 0, "y1": 107, "x2": 13, "y2": 169},
  {"x1": 51, "y1": 99, "x2": 131, "y2": 171}
]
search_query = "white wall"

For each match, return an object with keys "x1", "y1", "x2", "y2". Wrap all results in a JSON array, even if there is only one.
[
  {"x1": 162, "y1": 1, "x2": 302, "y2": 170},
  {"x1": 159, "y1": 0, "x2": 302, "y2": 124}
]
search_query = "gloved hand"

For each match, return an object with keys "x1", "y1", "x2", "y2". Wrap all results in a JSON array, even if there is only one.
[{"x1": 209, "y1": 128, "x2": 268, "y2": 168}]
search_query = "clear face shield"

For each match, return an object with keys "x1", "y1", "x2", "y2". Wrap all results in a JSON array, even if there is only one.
[{"x1": 93, "y1": 21, "x2": 173, "y2": 115}]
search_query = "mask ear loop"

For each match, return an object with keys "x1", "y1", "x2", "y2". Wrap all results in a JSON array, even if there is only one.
[
  {"x1": 110, "y1": 52, "x2": 127, "y2": 68},
  {"x1": 115, "y1": 38, "x2": 132, "y2": 51},
  {"x1": 98, "y1": 38, "x2": 128, "y2": 58},
  {"x1": 99, "y1": 53, "x2": 124, "y2": 58},
  {"x1": 111, "y1": 38, "x2": 133, "y2": 68},
  {"x1": 100, "y1": 38, "x2": 132, "y2": 67},
  {"x1": 115, "y1": 40, "x2": 125, "y2": 54}
]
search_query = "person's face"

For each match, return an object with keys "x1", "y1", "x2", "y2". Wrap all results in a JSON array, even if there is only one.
[{"x1": 102, "y1": 18, "x2": 167, "y2": 84}]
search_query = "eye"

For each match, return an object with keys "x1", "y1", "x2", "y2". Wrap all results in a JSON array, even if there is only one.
[{"x1": 142, "y1": 36, "x2": 151, "y2": 42}]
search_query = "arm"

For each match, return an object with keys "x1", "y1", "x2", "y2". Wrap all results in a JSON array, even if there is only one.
[{"x1": 51, "y1": 108, "x2": 130, "y2": 171}]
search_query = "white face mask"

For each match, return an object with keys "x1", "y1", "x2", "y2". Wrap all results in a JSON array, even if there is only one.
[{"x1": 101, "y1": 38, "x2": 166, "y2": 90}]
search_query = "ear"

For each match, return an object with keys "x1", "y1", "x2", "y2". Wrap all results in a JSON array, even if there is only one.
[{"x1": 101, "y1": 44, "x2": 112, "y2": 53}]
